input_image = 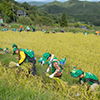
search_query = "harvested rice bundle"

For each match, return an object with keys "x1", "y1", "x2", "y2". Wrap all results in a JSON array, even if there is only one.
[{"x1": 9, "y1": 61, "x2": 17, "y2": 68}]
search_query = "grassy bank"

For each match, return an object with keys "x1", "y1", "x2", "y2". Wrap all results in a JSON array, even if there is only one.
[{"x1": 0, "y1": 23, "x2": 98, "y2": 34}]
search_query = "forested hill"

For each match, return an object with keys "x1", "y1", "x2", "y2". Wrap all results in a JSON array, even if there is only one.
[
  {"x1": 28, "y1": 1, "x2": 48, "y2": 6},
  {"x1": 1, "y1": 0, "x2": 100, "y2": 26},
  {"x1": 38, "y1": 0, "x2": 100, "y2": 24},
  {"x1": 0, "y1": 0, "x2": 60, "y2": 25},
  {"x1": 38, "y1": 0, "x2": 100, "y2": 14}
]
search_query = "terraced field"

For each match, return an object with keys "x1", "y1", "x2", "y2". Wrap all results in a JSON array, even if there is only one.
[{"x1": 0, "y1": 31, "x2": 100, "y2": 100}]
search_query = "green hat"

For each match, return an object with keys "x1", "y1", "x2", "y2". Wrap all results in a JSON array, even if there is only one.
[
  {"x1": 38, "y1": 57, "x2": 44, "y2": 63},
  {"x1": 0, "y1": 47, "x2": 3, "y2": 50},
  {"x1": 73, "y1": 66, "x2": 76, "y2": 69},
  {"x1": 6, "y1": 47, "x2": 8, "y2": 50},
  {"x1": 95, "y1": 32, "x2": 97, "y2": 34},
  {"x1": 43, "y1": 53, "x2": 50, "y2": 61},
  {"x1": 74, "y1": 70, "x2": 83, "y2": 77},
  {"x1": 13, "y1": 48, "x2": 18, "y2": 55},
  {"x1": 12, "y1": 43, "x2": 18, "y2": 48}
]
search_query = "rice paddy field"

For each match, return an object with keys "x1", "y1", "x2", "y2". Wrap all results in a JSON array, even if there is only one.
[{"x1": 0, "y1": 31, "x2": 100, "y2": 100}]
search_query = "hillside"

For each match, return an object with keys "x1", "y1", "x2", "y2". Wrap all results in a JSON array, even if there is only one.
[
  {"x1": 38, "y1": 0, "x2": 100, "y2": 24},
  {"x1": 38, "y1": 0, "x2": 100, "y2": 14},
  {"x1": 0, "y1": 0, "x2": 60, "y2": 25},
  {"x1": 28, "y1": 1, "x2": 48, "y2": 6}
]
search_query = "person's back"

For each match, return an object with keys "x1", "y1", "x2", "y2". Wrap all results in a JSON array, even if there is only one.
[
  {"x1": 52, "y1": 31, "x2": 55, "y2": 33},
  {"x1": 20, "y1": 48, "x2": 34, "y2": 58},
  {"x1": 81, "y1": 72, "x2": 99, "y2": 85},
  {"x1": 2, "y1": 28, "x2": 7, "y2": 31},
  {"x1": 42, "y1": 29, "x2": 45, "y2": 32},
  {"x1": 60, "y1": 29, "x2": 64, "y2": 33},
  {"x1": 71, "y1": 67, "x2": 76, "y2": 77},
  {"x1": 28, "y1": 49, "x2": 34, "y2": 56},
  {"x1": 12, "y1": 28, "x2": 16, "y2": 32},
  {"x1": 31, "y1": 26, "x2": 36, "y2": 32},
  {"x1": 59, "y1": 58, "x2": 66, "y2": 65},
  {"x1": 26, "y1": 26, "x2": 30, "y2": 30}
]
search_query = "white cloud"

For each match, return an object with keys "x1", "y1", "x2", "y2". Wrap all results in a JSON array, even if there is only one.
[{"x1": 80, "y1": 0, "x2": 99, "y2": 1}]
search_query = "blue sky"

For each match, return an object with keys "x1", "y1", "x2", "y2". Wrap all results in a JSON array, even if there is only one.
[{"x1": 15, "y1": 0, "x2": 100, "y2": 2}]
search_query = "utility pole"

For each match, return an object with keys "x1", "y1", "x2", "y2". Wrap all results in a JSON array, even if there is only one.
[
  {"x1": 11, "y1": 3, "x2": 15, "y2": 23},
  {"x1": 83, "y1": 0, "x2": 86, "y2": 7}
]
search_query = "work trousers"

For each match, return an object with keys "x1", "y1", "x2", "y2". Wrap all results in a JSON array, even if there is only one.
[{"x1": 27, "y1": 55, "x2": 36, "y2": 76}]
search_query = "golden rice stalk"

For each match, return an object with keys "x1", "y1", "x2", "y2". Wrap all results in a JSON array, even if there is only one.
[
  {"x1": 46, "y1": 73, "x2": 67, "y2": 88},
  {"x1": 9, "y1": 61, "x2": 17, "y2": 68},
  {"x1": 46, "y1": 73, "x2": 49, "y2": 77}
]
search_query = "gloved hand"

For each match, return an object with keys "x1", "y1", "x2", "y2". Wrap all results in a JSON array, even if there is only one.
[
  {"x1": 75, "y1": 93, "x2": 80, "y2": 97},
  {"x1": 41, "y1": 61, "x2": 44, "y2": 66},
  {"x1": 34, "y1": 57, "x2": 36, "y2": 60},
  {"x1": 46, "y1": 68, "x2": 50, "y2": 73},
  {"x1": 49, "y1": 73, "x2": 54, "y2": 78},
  {"x1": 48, "y1": 64, "x2": 51, "y2": 68},
  {"x1": 16, "y1": 63, "x2": 20, "y2": 67}
]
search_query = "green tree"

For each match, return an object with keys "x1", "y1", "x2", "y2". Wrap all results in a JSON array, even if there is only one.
[
  {"x1": 60, "y1": 12, "x2": 68, "y2": 27},
  {"x1": 21, "y1": 2, "x2": 30, "y2": 10},
  {"x1": 3, "y1": 15, "x2": 11, "y2": 23}
]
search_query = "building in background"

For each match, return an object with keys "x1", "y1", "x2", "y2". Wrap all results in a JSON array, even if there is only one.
[{"x1": 17, "y1": 10, "x2": 26, "y2": 16}]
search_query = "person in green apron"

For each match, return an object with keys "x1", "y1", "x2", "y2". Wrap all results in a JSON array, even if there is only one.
[
  {"x1": 3, "y1": 47, "x2": 9, "y2": 53},
  {"x1": 13, "y1": 47, "x2": 36, "y2": 76},
  {"x1": 12, "y1": 28, "x2": 17, "y2": 32},
  {"x1": 26, "y1": 26, "x2": 30, "y2": 32},
  {"x1": 38, "y1": 57, "x2": 48, "y2": 66},
  {"x1": 43, "y1": 52, "x2": 63, "y2": 78},
  {"x1": 31, "y1": 26, "x2": 36, "y2": 32},
  {"x1": 74, "y1": 70, "x2": 99, "y2": 91}
]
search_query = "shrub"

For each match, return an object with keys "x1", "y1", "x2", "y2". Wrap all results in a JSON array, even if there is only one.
[
  {"x1": 73, "y1": 23, "x2": 92, "y2": 29},
  {"x1": 10, "y1": 23, "x2": 20, "y2": 28},
  {"x1": 17, "y1": 16, "x2": 33, "y2": 25},
  {"x1": 34, "y1": 16, "x2": 54, "y2": 26},
  {"x1": 29, "y1": 14, "x2": 35, "y2": 21},
  {"x1": 3, "y1": 15, "x2": 11, "y2": 23}
]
